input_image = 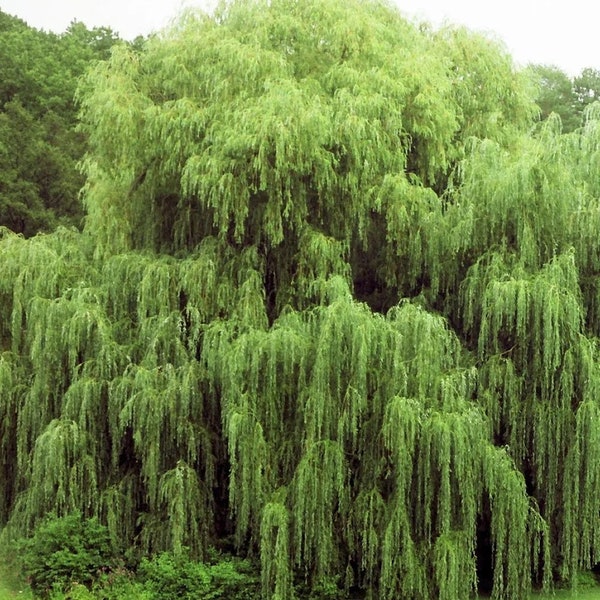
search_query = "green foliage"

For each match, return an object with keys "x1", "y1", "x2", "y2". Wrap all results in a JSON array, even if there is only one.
[
  {"x1": 304, "y1": 575, "x2": 346, "y2": 600},
  {"x1": 261, "y1": 500, "x2": 293, "y2": 600},
  {"x1": 138, "y1": 551, "x2": 260, "y2": 600},
  {"x1": 0, "y1": 544, "x2": 35, "y2": 599},
  {"x1": 573, "y1": 68, "x2": 600, "y2": 112},
  {"x1": 78, "y1": 0, "x2": 532, "y2": 258},
  {"x1": 526, "y1": 64, "x2": 600, "y2": 134},
  {"x1": 17, "y1": 514, "x2": 113, "y2": 597},
  {"x1": 42, "y1": 574, "x2": 152, "y2": 600},
  {"x1": 432, "y1": 26, "x2": 534, "y2": 148},
  {"x1": 526, "y1": 64, "x2": 580, "y2": 132},
  {"x1": 0, "y1": 10, "x2": 124, "y2": 235}
]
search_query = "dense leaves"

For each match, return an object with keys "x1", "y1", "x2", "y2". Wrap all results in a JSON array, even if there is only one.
[
  {"x1": 138, "y1": 550, "x2": 260, "y2": 600},
  {"x1": 527, "y1": 63, "x2": 600, "y2": 133},
  {"x1": 0, "y1": 11, "x2": 122, "y2": 234},
  {"x1": 18, "y1": 513, "x2": 112, "y2": 597},
  {"x1": 2, "y1": 1, "x2": 600, "y2": 599},
  {"x1": 77, "y1": 0, "x2": 533, "y2": 260}
]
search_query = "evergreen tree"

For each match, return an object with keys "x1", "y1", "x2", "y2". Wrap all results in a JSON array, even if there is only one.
[{"x1": 0, "y1": 10, "x2": 123, "y2": 234}]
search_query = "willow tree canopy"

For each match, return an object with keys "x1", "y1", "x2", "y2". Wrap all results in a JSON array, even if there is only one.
[{"x1": 1, "y1": 1, "x2": 599, "y2": 599}]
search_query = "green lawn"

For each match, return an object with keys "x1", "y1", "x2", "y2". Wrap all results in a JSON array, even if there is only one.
[
  {"x1": 0, "y1": 563, "x2": 32, "y2": 600},
  {"x1": 476, "y1": 590, "x2": 600, "y2": 600},
  {"x1": 0, "y1": 581, "x2": 26, "y2": 599},
  {"x1": 533, "y1": 592, "x2": 600, "y2": 599}
]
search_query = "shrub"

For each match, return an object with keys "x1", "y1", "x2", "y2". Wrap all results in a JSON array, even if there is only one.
[
  {"x1": 138, "y1": 550, "x2": 260, "y2": 600},
  {"x1": 91, "y1": 568, "x2": 153, "y2": 600},
  {"x1": 45, "y1": 572, "x2": 152, "y2": 600},
  {"x1": 49, "y1": 583, "x2": 95, "y2": 600},
  {"x1": 18, "y1": 513, "x2": 113, "y2": 597},
  {"x1": 309, "y1": 576, "x2": 346, "y2": 600}
]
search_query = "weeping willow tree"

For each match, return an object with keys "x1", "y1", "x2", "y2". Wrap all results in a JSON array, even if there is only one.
[{"x1": 3, "y1": 0, "x2": 600, "y2": 599}]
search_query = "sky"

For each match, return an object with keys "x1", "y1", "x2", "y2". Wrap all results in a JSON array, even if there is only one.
[{"x1": 0, "y1": 0, "x2": 597, "y2": 75}]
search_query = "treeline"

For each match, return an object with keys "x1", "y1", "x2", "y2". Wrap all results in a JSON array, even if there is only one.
[
  {"x1": 0, "y1": 11, "x2": 132, "y2": 235},
  {"x1": 528, "y1": 64, "x2": 600, "y2": 132}
]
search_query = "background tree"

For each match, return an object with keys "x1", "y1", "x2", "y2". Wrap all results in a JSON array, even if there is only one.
[
  {"x1": 0, "y1": 11, "x2": 123, "y2": 234},
  {"x1": 525, "y1": 63, "x2": 580, "y2": 132},
  {"x1": 573, "y1": 67, "x2": 600, "y2": 112},
  {"x1": 525, "y1": 64, "x2": 600, "y2": 133}
]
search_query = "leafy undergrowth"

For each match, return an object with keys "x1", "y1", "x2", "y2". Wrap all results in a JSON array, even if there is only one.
[{"x1": 5, "y1": 514, "x2": 600, "y2": 600}]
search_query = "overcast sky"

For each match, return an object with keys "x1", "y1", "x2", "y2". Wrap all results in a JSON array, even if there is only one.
[{"x1": 1, "y1": 0, "x2": 597, "y2": 75}]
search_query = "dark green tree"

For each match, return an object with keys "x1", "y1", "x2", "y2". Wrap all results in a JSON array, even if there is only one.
[
  {"x1": 525, "y1": 64, "x2": 579, "y2": 132},
  {"x1": 0, "y1": 10, "x2": 123, "y2": 234},
  {"x1": 573, "y1": 67, "x2": 600, "y2": 112},
  {"x1": 64, "y1": 21, "x2": 121, "y2": 62}
]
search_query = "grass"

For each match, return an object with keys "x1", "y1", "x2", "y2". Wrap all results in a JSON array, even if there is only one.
[
  {"x1": 531, "y1": 572, "x2": 600, "y2": 598},
  {"x1": 535, "y1": 592, "x2": 600, "y2": 599},
  {"x1": 476, "y1": 588, "x2": 600, "y2": 599},
  {"x1": 0, "y1": 560, "x2": 33, "y2": 600},
  {"x1": 0, "y1": 578, "x2": 32, "y2": 599}
]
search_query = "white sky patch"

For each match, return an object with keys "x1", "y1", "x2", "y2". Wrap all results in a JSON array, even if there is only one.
[
  {"x1": 397, "y1": 0, "x2": 599, "y2": 75},
  {"x1": 0, "y1": 0, "x2": 212, "y2": 39}
]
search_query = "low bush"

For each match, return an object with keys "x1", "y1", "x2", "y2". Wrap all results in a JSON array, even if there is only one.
[
  {"x1": 46, "y1": 577, "x2": 152, "y2": 600},
  {"x1": 138, "y1": 550, "x2": 260, "y2": 600},
  {"x1": 18, "y1": 514, "x2": 113, "y2": 598}
]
